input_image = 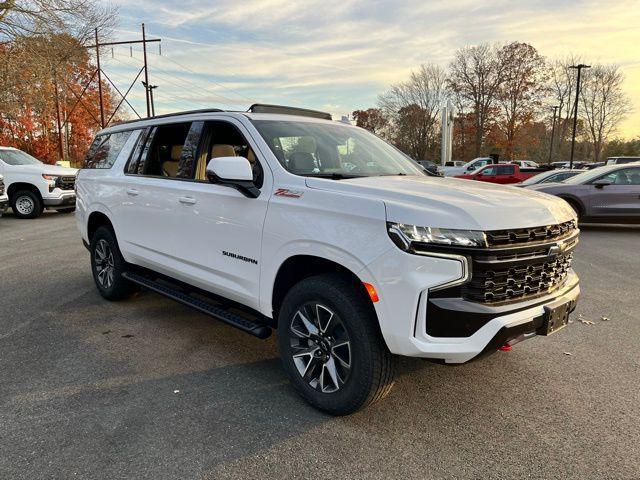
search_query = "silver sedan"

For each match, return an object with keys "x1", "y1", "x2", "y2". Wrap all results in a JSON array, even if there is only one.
[{"x1": 526, "y1": 163, "x2": 640, "y2": 224}]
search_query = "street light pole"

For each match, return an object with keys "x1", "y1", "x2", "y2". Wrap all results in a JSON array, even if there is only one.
[
  {"x1": 548, "y1": 105, "x2": 559, "y2": 164},
  {"x1": 568, "y1": 64, "x2": 590, "y2": 169}
]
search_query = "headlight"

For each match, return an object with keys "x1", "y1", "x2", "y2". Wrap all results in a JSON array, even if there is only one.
[
  {"x1": 42, "y1": 174, "x2": 58, "y2": 181},
  {"x1": 388, "y1": 222, "x2": 487, "y2": 250}
]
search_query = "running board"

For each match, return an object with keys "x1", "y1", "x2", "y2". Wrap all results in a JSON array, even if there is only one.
[{"x1": 122, "y1": 271, "x2": 272, "y2": 339}]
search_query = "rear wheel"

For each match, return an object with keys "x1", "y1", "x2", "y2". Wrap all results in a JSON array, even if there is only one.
[
  {"x1": 11, "y1": 190, "x2": 42, "y2": 219},
  {"x1": 90, "y1": 226, "x2": 136, "y2": 300},
  {"x1": 278, "y1": 273, "x2": 395, "y2": 415}
]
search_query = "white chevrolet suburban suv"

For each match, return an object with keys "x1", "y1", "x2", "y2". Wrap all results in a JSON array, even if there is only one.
[
  {"x1": 76, "y1": 105, "x2": 580, "y2": 415},
  {"x1": 0, "y1": 147, "x2": 77, "y2": 219}
]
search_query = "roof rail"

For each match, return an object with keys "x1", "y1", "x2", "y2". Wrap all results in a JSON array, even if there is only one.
[
  {"x1": 112, "y1": 108, "x2": 225, "y2": 127},
  {"x1": 248, "y1": 104, "x2": 332, "y2": 120}
]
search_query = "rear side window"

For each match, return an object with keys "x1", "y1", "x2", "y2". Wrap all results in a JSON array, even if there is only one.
[
  {"x1": 84, "y1": 131, "x2": 133, "y2": 169},
  {"x1": 497, "y1": 165, "x2": 515, "y2": 175}
]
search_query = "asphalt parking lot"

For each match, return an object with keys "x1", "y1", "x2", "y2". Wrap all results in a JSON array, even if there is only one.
[{"x1": 1, "y1": 212, "x2": 639, "y2": 479}]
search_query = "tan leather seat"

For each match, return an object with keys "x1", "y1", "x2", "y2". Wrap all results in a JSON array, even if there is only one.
[
  {"x1": 211, "y1": 144, "x2": 236, "y2": 158},
  {"x1": 162, "y1": 145, "x2": 183, "y2": 177}
]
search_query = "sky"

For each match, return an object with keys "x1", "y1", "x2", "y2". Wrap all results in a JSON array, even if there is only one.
[{"x1": 102, "y1": 0, "x2": 640, "y2": 138}]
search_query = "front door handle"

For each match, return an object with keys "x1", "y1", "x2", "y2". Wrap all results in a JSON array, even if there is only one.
[
  {"x1": 126, "y1": 188, "x2": 139, "y2": 196},
  {"x1": 178, "y1": 196, "x2": 197, "y2": 205}
]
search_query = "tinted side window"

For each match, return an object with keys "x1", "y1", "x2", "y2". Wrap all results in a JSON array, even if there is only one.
[
  {"x1": 125, "y1": 128, "x2": 151, "y2": 174},
  {"x1": 497, "y1": 165, "x2": 515, "y2": 175},
  {"x1": 141, "y1": 122, "x2": 195, "y2": 179},
  {"x1": 197, "y1": 121, "x2": 264, "y2": 188},
  {"x1": 84, "y1": 131, "x2": 133, "y2": 169},
  {"x1": 480, "y1": 166, "x2": 496, "y2": 175}
]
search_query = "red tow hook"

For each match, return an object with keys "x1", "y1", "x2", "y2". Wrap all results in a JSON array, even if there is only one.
[{"x1": 499, "y1": 344, "x2": 512, "y2": 351}]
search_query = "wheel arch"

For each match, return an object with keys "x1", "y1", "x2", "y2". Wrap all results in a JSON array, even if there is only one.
[
  {"x1": 270, "y1": 254, "x2": 374, "y2": 323},
  {"x1": 87, "y1": 211, "x2": 115, "y2": 242},
  {"x1": 7, "y1": 182, "x2": 42, "y2": 201},
  {"x1": 557, "y1": 194, "x2": 585, "y2": 217}
]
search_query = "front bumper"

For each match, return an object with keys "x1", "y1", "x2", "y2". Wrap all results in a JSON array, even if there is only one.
[
  {"x1": 360, "y1": 245, "x2": 580, "y2": 364},
  {"x1": 43, "y1": 191, "x2": 76, "y2": 208},
  {"x1": 0, "y1": 194, "x2": 8, "y2": 214}
]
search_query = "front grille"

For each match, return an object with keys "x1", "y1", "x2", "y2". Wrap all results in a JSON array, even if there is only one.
[
  {"x1": 55, "y1": 175, "x2": 76, "y2": 191},
  {"x1": 0, "y1": 177, "x2": 4, "y2": 196},
  {"x1": 424, "y1": 222, "x2": 579, "y2": 305},
  {"x1": 485, "y1": 219, "x2": 576, "y2": 247}
]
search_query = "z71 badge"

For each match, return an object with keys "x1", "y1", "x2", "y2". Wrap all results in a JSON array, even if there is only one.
[{"x1": 274, "y1": 188, "x2": 303, "y2": 198}]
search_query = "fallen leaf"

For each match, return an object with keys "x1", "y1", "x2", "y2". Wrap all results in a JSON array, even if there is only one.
[
  {"x1": 600, "y1": 316, "x2": 610, "y2": 321},
  {"x1": 121, "y1": 334, "x2": 134, "y2": 338},
  {"x1": 173, "y1": 390, "x2": 180, "y2": 394},
  {"x1": 580, "y1": 319, "x2": 595, "y2": 325},
  {"x1": 564, "y1": 352, "x2": 572, "y2": 356}
]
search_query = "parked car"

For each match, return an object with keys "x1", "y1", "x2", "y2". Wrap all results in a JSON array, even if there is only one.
[
  {"x1": 0, "y1": 147, "x2": 77, "y2": 219},
  {"x1": 0, "y1": 174, "x2": 8, "y2": 216},
  {"x1": 415, "y1": 160, "x2": 441, "y2": 176},
  {"x1": 443, "y1": 160, "x2": 465, "y2": 168},
  {"x1": 442, "y1": 157, "x2": 492, "y2": 176},
  {"x1": 586, "y1": 162, "x2": 605, "y2": 170},
  {"x1": 511, "y1": 160, "x2": 539, "y2": 168},
  {"x1": 516, "y1": 169, "x2": 585, "y2": 187},
  {"x1": 605, "y1": 156, "x2": 640, "y2": 166},
  {"x1": 526, "y1": 162, "x2": 640, "y2": 223},
  {"x1": 77, "y1": 104, "x2": 580, "y2": 415},
  {"x1": 454, "y1": 163, "x2": 545, "y2": 184}
]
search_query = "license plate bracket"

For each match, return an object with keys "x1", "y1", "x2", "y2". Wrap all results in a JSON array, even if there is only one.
[{"x1": 540, "y1": 300, "x2": 572, "y2": 335}]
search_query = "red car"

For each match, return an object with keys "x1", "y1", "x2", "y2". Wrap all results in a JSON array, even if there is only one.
[{"x1": 455, "y1": 164, "x2": 544, "y2": 184}]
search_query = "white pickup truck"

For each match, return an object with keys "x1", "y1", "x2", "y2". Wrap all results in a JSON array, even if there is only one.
[
  {"x1": 0, "y1": 147, "x2": 77, "y2": 219},
  {"x1": 76, "y1": 105, "x2": 580, "y2": 415},
  {"x1": 442, "y1": 157, "x2": 493, "y2": 177}
]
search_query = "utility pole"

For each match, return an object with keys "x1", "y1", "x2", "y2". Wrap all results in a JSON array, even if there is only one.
[
  {"x1": 94, "y1": 28, "x2": 105, "y2": 128},
  {"x1": 86, "y1": 25, "x2": 161, "y2": 125},
  {"x1": 52, "y1": 70, "x2": 65, "y2": 160},
  {"x1": 568, "y1": 64, "x2": 590, "y2": 169},
  {"x1": 142, "y1": 23, "x2": 151, "y2": 117},
  {"x1": 548, "y1": 105, "x2": 559, "y2": 163},
  {"x1": 142, "y1": 82, "x2": 158, "y2": 116}
]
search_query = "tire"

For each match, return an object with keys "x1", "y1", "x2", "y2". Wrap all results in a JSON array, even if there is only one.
[
  {"x1": 11, "y1": 190, "x2": 42, "y2": 219},
  {"x1": 277, "y1": 273, "x2": 395, "y2": 415},
  {"x1": 90, "y1": 226, "x2": 136, "y2": 300},
  {"x1": 57, "y1": 207, "x2": 76, "y2": 214}
]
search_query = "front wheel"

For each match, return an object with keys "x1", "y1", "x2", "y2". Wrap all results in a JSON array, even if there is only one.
[
  {"x1": 11, "y1": 190, "x2": 42, "y2": 219},
  {"x1": 278, "y1": 274, "x2": 395, "y2": 415}
]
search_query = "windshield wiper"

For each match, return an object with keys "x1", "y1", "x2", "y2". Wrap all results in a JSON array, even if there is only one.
[{"x1": 302, "y1": 173, "x2": 364, "y2": 180}]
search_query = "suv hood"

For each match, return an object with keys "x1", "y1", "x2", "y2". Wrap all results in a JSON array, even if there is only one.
[
  {"x1": 9, "y1": 163, "x2": 78, "y2": 176},
  {"x1": 305, "y1": 175, "x2": 575, "y2": 230}
]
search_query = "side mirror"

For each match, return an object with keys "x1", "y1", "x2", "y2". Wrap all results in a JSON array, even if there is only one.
[
  {"x1": 592, "y1": 179, "x2": 612, "y2": 189},
  {"x1": 467, "y1": 166, "x2": 475, "y2": 171},
  {"x1": 206, "y1": 156, "x2": 259, "y2": 198}
]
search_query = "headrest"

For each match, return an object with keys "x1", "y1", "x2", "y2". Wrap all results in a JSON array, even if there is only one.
[
  {"x1": 211, "y1": 144, "x2": 236, "y2": 158},
  {"x1": 247, "y1": 149, "x2": 256, "y2": 164},
  {"x1": 296, "y1": 137, "x2": 316, "y2": 154},
  {"x1": 289, "y1": 152, "x2": 316, "y2": 173},
  {"x1": 171, "y1": 145, "x2": 183, "y2": 161}
]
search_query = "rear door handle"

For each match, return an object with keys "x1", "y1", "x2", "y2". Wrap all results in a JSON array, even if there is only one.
[
  {"x1": 126, "y1": 188, "x2": 139, "y2": 196},
  {"x1": 178, "y1": 196, "x2": 197, "y2": 205}
]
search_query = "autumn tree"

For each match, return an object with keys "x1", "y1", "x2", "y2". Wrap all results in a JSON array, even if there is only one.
[
  {"x1": 0, "y1": 0, "x2": 116, "y2": 42},
  {"x1": 0, "y1": 34, "x2": 119, "y2": 164},
  {"x1": 448, "y1": 43, "x2": 507, "y2": 157},
  {"x1": 579, "y1": 64, "x2": 631, "y2": 162},
  {"x1": 352, "y1": 108, "x2": 389, "y2": 136},
  {"x1": 378, "y1": 63, "x2": 448, "y2": 160},
  {"x1": 495, "y1": 42, "x2": 548, "y2": 160}
]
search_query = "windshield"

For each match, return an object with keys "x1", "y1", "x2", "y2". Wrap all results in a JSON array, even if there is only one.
[
  {"x1": 251, "y1": 120, "x2": 425, "y2": 178},
  {"x1": 0, "y1": 149, "x2": 42, "y2": 166},
  {"x1": 520, "y1": 171, "x2": 554, "y2": 185}
]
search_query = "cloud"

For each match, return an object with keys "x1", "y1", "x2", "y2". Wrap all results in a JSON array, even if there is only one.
[{"x1": 105, "y1": 0, "x2": 640, "y2": 137}]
